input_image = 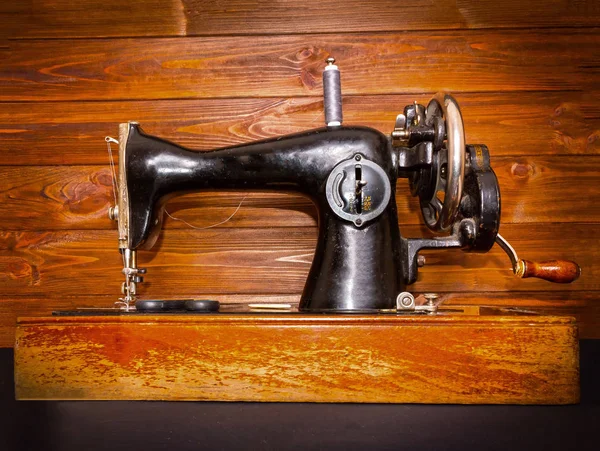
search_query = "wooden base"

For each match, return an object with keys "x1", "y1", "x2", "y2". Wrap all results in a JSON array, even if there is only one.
[{"x1": 14, "y1": 311, "x2": 580, "y2": 404}]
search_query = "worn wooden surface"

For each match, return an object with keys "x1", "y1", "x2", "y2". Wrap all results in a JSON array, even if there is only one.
[
  {"x1": 2, "y1": 31, "x2": 599, "y2": 101},
  {"x1": 4, "y1": 292, "x2": 600, "y2": 349},
  {"x1": 0, "y1": 1, "x2": 599, "y2": 346},
  {"x1": 1, "y1": 224, "x2": 598, "y2": 296},
  {"x1": 3, "y1": 92, "x2": 598, "y2": 165},
  {"x1": 14, "y1": 313, "x2": 580, "y2": 403},
  {"x1": 3, "y1": 0, "x2": 600, "y2": 39},
  {"x1": 1, "y1": 158, "x2": 599, "y2": 229}
]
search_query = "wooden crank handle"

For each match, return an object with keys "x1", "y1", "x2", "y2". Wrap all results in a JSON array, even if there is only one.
[
  {"x1": 495, "y1": 234, "x2": 581, "y2": 284},
  {"x1": 516, "y1": 259, "x2": 581, "y2": 284}
]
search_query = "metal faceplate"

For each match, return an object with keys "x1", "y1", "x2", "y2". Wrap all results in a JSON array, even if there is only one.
[{"x1": 325, "y1": 155, "x2": 392, "y2": 227}]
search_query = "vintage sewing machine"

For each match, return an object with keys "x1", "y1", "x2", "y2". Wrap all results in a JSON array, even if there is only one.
[
  {"x1": 108, "y1": 58, "x2": 579, "y2": 312},
  {"x1": 15, "y1": 59, "x2": 582, "y2": 403}
]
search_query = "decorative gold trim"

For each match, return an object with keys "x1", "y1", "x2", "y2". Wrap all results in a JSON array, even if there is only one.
[{"x1": 117, "y1": 122, "x2": 131, "y2": 249}]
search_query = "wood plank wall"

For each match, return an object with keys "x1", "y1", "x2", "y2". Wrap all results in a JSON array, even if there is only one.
[{"x1": 1, "y1": 1, "x2": 599, "y2": 346}]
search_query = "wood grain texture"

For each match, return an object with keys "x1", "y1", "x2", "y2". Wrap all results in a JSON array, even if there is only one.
[
  {"x1": 1, "y1": 31, "x2": 598, "y2": 101},
  {"x1": 3, "y1": 290, "x2": 599, "y2": 348},
  {"x1": 0, "y1": 295, "x2": 296, "y2": 347},
  {"x1": 2, "y1": 92, "x2": 599, "y2": 165},
  {"x1": 1, "y1": 156, "x2": 598, "y2": 230},
  {"x1": 1, "y1": 1, "x2": 598, "y2": 351},
  {"x1": 2, "y1": 1, "x2": 600, "y2": 39},
  {"x1": 14, "y1": 314, "x2": 579, "y2": 403},
  {"x1": 444, "y1": 292, "x2": 600, "y2": 339},
  {"x1": 0, "y1": 224, "x2": 597, "y2": 299}
]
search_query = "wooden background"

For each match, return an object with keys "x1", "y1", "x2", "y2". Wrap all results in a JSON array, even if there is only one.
[{"x1": 1, "y1": 1, "x2": 599, "y2": 346}]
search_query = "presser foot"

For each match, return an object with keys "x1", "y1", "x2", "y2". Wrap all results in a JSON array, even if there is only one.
[
  {"x1": 115, "y1": 298, "x2": 134, "y2": 311},
  {"x1": 117, "y1": 248, "x2": 147, "y2": 311}
]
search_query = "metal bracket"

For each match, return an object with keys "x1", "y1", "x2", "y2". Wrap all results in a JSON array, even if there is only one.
[{"x1": 396, "y1": 292, "x2": 439, "y2": 314}]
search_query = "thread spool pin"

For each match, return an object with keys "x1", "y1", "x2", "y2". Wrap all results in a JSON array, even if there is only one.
[{"x1": 323, "y1": 57, "x2": 343, "y2": 127}]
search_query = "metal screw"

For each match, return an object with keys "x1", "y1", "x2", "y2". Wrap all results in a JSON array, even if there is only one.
[
  {"x1": 423, "y1": 293, "x2": 439, "y2": 307},
  {"x1": 326, "y1": 57, "x2": 336, "y2": 65},
  {"x1": 108, "y1": 205, "x2": 118, "y2": 221},
  {"x1": 355, "y1": 218, "x2": 362, "y2": 226},
  {"x1": 417, "y1": 255, "x2": 426, "y2": 267},
  {"x1": 355, "y1": 154, "x2": 361, "y2": 161},
  {"x1": 401, "y1": 296, "x2": 413, "y2": 307}
]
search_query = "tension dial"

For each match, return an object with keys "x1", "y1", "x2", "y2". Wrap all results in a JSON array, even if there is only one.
[{"x1": 325, "y1": 155, "x2": 392, "y2": 227}]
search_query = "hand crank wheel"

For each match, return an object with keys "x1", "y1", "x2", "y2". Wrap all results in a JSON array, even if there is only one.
[{"x1": 420, "y1": 93, "x2": 466, "y2": 232}]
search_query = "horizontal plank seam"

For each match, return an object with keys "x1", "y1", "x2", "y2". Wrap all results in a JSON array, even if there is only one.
[
  {"x1": 4, "y1": 159, "x2": 600, "y2": 170},
  {"x1": 6, "y1": 157, "x2": 600, "y2": 168},
  {"x1": 2, "y1": 221, "x2": 600, "y2": 233},
  {"x1": 5, "y1": 25, "x2": 600, "y2": 41},
  {"x1": 3, "y1": 154, "x2": 600, "y2": 170},
  {"x1": 0, "y1": 89, "x2": 595, "y2": 102},
  {"x1": 0, "y1": 90, "x2": 590, "y2": 102},
  {"x1": 0, "y1": 89, "x2": 588, "y2": 104},
  {"x1": 1, "y1": 292, "x2": 598, "y2": 299}
]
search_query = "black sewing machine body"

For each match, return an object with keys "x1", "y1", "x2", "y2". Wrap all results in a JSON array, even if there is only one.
[
  {"x1": 110, "y1": 61, "x2": 579, "y2": 314},
  {"x1": 117, "y1": 122, "x2": 502, "y2": 313},
  {"x1": 123, "y1": 124, "x2": 405, "y2": 312}
]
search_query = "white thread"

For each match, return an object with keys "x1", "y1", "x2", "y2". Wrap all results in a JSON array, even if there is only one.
[
  {"x1": 104, "y1": 134, "x2": 246, "y2": 230},
  {"x1": 105, "y1": 136, "x2": 119, "y2": 207},
  {"x1": 165, "y1": 196, "x2": 248, "y2": 230}
]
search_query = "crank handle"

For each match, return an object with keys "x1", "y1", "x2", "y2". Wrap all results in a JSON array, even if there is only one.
[
  {"x1": 514, "y1": 259, "x2": 581, "y2": 284},
  {"x1": 495, "y1": 234, "x2": 581, "y2": 284}
]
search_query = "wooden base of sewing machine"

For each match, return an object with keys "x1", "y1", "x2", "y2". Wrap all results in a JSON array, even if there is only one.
[{"x1": 14, "y1": 307, "x2": 579, "y2": 404}]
